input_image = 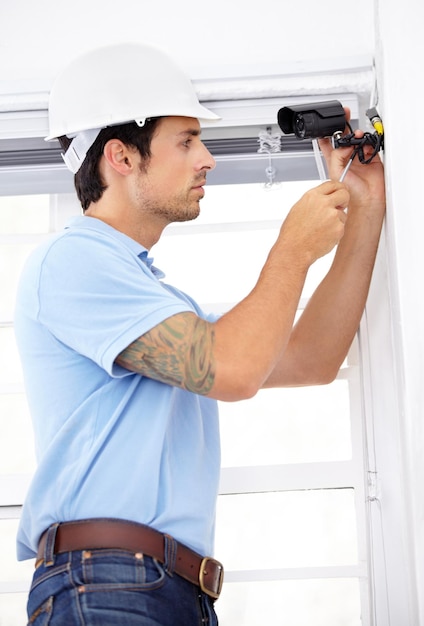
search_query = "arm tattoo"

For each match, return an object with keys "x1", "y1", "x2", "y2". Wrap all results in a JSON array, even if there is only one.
[{"x1": 116, "y1": 313, "x2": 216, "y2": 395}]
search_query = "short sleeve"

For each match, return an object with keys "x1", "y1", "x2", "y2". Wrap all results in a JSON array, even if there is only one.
[{"x1": 37, "y1": 229, "x2": 193, "y2": 375}]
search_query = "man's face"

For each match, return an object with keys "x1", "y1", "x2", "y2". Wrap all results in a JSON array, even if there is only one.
[{"x1": 133, "y1": 116, "x2": 216, "y2": 224}]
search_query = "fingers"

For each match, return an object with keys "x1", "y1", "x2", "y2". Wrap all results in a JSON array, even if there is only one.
[
  {"x1": 279, "y1": 181, "x2": 350, "y2": 265},
  {"x1": 337, "y1": 208, "x2": 348, "y2": 224},
  {"x1": 344, "y1": 106, "x2": 351, "y2": 124},
  {"x1": 317, "y1": 180, "x2": 350, "y2": 208}
]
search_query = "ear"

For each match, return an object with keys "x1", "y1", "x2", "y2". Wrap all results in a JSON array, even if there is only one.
[{"x1": 103, "y1": 140, "x2": 135, "y2": 176}]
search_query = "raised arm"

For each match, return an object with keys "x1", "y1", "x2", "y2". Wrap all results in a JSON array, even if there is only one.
[
  {"x1": 263, "y1": 123, "x2": 386, "y2": 387},
  {"x1": 117, "y1": 180, "x2": 350, "y2": 401}
]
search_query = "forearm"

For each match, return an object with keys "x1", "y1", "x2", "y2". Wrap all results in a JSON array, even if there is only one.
[
  {"x1": 117, "y1": 248, "x2": 309, "y2": 402},
  {"x1": 211, "y1": 181, "x2": 350, "y2": 400},
  {"x1": 212, "y1": 245, "x2": 309, "y2": 400},
  {"x1": 264, "y1": 194, "x2": 385, "y2": 387}
]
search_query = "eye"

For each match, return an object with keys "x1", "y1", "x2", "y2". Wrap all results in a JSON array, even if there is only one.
[{"x1": 182, "y1": 138, "x2": 192, "y2": 147}]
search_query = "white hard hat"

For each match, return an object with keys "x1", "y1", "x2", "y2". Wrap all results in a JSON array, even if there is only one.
[{"x1": 46, "y1": 42, "x2": 220, "y2": 173}]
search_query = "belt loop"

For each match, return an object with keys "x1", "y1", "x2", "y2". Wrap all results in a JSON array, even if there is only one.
[
  {"x1": 163, "y1": 533, "x2": 177, "y2": 576},
  {"x1": 44, "y1": 522, "x2": 60, "y2": 567}
]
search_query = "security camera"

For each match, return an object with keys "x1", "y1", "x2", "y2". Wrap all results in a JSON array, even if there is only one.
[{"x1": 277, "y1": 100, "x2": 346, "y2": 139}]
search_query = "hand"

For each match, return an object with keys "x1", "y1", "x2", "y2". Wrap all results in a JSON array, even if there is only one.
[
  {"x1": 318, "y1": 108, "x2": 386, "y2": 215},
  {"x1": 279, "y1": 180, "x2": 349, "y2": 266}
]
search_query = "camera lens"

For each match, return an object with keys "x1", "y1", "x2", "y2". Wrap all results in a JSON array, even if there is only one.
[
  {"x1": 294, "y1": 112, "x2": 318, "y2": 138},
  {"x1": 294, "y1": 114, "x2": 305, "y2": 137}
]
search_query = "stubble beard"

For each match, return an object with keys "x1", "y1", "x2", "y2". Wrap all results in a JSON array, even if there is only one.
[
  {"x1": 135, "y1": 167, "x2": 205, "y2": 225},
  {"x1": 143, "y1": 195, "x2": 201, "y2": 224},
  {"x1": 137, "y1": 181, "x2": 202, "y2": 224}
]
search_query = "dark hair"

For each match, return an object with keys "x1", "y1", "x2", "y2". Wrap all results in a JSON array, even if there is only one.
[{"x1": 58, "y1": 118, "x2": 162, "y2": 211}]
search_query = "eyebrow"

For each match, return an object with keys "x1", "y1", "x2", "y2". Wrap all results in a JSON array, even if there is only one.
[{"x1": 177, "y1": 128, "x2": 202, "y2": 138}]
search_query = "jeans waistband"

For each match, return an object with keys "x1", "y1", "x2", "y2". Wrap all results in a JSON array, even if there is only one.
[{"x1": 36, "y1": 518, "x2": 224, "y2": 599}]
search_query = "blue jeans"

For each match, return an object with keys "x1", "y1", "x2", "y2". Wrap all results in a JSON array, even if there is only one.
[{"x1": 26, "y1": 548, "x2": 219, "y2": 625}]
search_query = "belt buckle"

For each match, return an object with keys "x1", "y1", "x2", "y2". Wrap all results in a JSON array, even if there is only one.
[{"x1": 199, "y1": 557, "x2": 224, "y2": 600}]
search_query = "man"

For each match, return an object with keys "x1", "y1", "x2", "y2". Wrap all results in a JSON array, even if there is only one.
[{"x1": 14, "y1": 42, "x2": 385, "y2": 625}]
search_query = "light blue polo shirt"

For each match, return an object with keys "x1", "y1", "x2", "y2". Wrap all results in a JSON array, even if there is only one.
[{"x1": 14, "y1": 216, "x2": 220, "y2": 561}]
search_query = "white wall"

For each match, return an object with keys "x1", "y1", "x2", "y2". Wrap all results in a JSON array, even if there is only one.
[{"x1": 373, "y1": 0, "x2": 424, "y2": 622}]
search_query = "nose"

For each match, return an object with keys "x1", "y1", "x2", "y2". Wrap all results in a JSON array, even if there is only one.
[{"x1": 199, "y1": 142, "x2": 216, "y2": 172}]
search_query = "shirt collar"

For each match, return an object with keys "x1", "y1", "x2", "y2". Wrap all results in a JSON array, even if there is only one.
[{"x1": 65, "y1": 215, "x2": 165, "y2": 278}]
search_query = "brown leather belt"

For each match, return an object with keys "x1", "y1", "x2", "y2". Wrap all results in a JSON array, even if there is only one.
[{"x1": 36, "y1": 518, "x2": 224, "y2": 599}]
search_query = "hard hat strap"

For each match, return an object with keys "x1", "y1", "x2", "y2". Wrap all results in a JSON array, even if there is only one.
[{"x1": 63, "y1": 128, "x2": 102, "y2": 174}]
